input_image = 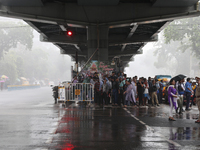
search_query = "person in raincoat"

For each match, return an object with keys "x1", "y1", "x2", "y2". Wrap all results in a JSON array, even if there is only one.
[
  {"x1": 131, "y1": 77, "x2": 137, "y2": 101},
  {"x1": 168, "y1": 79, "x2": 178, "y2": 121},
  {"x1": 124, "y1": 80, "x2": 136, "y2": 107}
]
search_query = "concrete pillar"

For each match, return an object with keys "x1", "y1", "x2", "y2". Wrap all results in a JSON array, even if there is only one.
[{"x1": 87, "y1": 25, "x2": 108, "y2": 61}]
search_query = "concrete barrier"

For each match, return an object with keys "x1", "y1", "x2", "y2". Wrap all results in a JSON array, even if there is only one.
[{"x1": 7, "y1": 85, "x2": 40, "y2": 91}]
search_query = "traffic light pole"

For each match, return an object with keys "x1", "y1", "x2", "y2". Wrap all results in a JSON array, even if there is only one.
[{"x1": 76, "y1": 51, "x2": 78, "y2": 75}]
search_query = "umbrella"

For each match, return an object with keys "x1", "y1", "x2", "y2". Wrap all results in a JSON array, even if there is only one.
[
  {"x1": 171, "y1": 74, "x2": 186, "y2": 82},
  {"x1": 0, "y1": 80, "x2": 5, "y2": 83},
  {"x1": 20, "y1": 77, "x2": 27, "y2": 80},
  {"x1": 1, "y1": 75, "x2": 8, "y2": 79},
  {"x1": 178, "y1": 74, "x2": 187, "y2": 79}
]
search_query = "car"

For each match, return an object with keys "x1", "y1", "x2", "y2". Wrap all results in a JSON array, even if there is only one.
[
  {"x1": 155, "y1": 75, "x2": 171, "y2": 82},
  {"x1": 49, "y1": 81, "x2": 55, "y2": 87}
]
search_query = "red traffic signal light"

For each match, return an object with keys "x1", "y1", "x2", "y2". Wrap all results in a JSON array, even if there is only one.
[{"x1": 67, "y1": 31, "x2": 72, "y2": 36}]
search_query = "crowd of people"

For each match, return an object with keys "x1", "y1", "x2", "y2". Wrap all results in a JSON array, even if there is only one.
[
  {"x1": 71, "y1": 71, "x2": 200, "y2": 123},
  {"x1": 168, "y1": 77, "x2": 200, "y2": 123},
  {"x1": 72, "y1": 71, "x2": 168, "y2": 107}
]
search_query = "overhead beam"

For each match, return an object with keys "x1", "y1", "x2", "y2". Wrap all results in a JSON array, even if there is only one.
[
  {"x1": 109, "y1": 35, "x2": 158, "y2": 45},
  {"x1": 58, "y1": 47, "x2": 143, "y2": 58},
  {"x1": 108, "y1": 49, "x2": 143, "y2": 57},
  {"x1": 152, "y1": 0, "x2": 198, "y2": 7},
  {"x1": 0, "y1": 3, "x2": 199, "y2": 26},
  {"x1": 59, "y1": 25, "x2": 67, "y2": 31},
  {"x1": 127, "y1": 24, "x2": 139, "y2": 38},
  {"x1": 60, "y1": 49, "x2": 87, "y2": 57},
  {"x1": 108, "y1": 56, "x2": 133, "y2": 62},
  {"x1": 40, "y1": 34, "x2": 87, "y2": 45},
  {"x1": 121, "y1": 24, "x2": 138, "y2": 52},
  {"x1": 0, "y1": 0, "x2": 44, "y2": 7},
  {"x1": 40, "y1": 33, "x2": 157, "y2": 45}
]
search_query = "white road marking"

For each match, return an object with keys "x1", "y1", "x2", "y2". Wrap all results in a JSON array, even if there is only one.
[{"x1": 123, "y1": 108, "x2": 181, "y2": 147}]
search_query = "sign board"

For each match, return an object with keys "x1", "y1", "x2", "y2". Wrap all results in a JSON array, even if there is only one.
[
  {"x1": 75, "y1": 89, "x2": 81, "y2": 95},
  {"x1": 58, "y1": 87, "x2": 65, "y2": 100}
]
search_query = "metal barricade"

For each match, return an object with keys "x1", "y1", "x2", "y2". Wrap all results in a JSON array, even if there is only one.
[
  {"x1": 63, "y1": 83, "x2": 94, "y2": 102},
  {"x1": 58, "y1": 85, "x2": 65, "y2": 101}
]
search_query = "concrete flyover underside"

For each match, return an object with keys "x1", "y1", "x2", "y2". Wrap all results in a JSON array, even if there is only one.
[{"x1": 0, "y1": 0, "x2": 200, "y2": 66}]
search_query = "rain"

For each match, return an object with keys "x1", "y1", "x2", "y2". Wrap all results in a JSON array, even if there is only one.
[{"x1": 0, "y1": 13, "x2": 200, "y2": 150}]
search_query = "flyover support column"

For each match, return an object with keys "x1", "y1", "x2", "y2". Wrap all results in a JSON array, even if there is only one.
[{"x1": 87, "y1": 26, "x2": 108, "y2": 61}]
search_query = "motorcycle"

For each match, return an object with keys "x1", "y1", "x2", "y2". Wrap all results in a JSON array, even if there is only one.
[{"x1": 52, "y1": 86, "x2": 58, "y2": 104}]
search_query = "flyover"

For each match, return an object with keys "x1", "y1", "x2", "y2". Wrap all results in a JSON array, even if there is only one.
[{"x1": 0, "y1": 0, "x2": 200, "y2": 67}]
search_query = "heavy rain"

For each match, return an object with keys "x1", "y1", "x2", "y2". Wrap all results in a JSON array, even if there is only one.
[{"x1": 0, "y1": 2, "x2": 200, "y2": 150}]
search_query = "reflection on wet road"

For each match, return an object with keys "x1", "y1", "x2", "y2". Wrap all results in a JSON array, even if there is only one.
[{"x1": 0, "y1": 88, "x2": 200, "y2": 149}]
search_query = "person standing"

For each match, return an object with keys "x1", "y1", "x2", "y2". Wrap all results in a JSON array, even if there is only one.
[
  {"x1": 185, "y1": 78, "x2": 193, "y2": 111},
  {"x1": 177, "y1": 79, "x2": 185, "y2": 114},
  {"x1": 123, "y1": 80, "x2": 128, "y2": 107},
  {"x1": 113, "y1": 78, "x2": 120, "y2": 106},
  {"x1": 124, "y1": 80, "x2": 136, "y2": 107},
  {"x1": 118, "y1": 78, "x2": 124, "y2": 106},
  {"x1": 137, "y1": 78, "x2": 144, "y2": 106},
  {"x1": 90, "y1": 76, "x2": 95, "y2": 85},
  {"x1": 102, "y1": 80, "x2": 109, "y2": 106},
  {"x1": 158, "y1": 80, "x2": 164, "y2": 104},
  {"x1": 155, "y1": 79, "x2": 160, "y2": 104},
  {"x1": 143, "y1": 78, "x2": 149, "y2": 106},
  {"x1": 148, "y1": 77, "x2": 152, "y2": 89},
  {"x1": 94, "y1": 78, "x2": 100, "y2": 106},
  {"x1": 132, "y1": 77, "x2": 137, "y2": 103},
  {"x1": 168, "y1": 79, "x2": 178, "y2": 121},
  {"x1": 195, "y1": 78, "x2": 200, "y2": 123},
  {"x1": 191, "y1": 82, "x2": 197, "y2": 107},
  {"x1": 148, "y1": 77, "x2": 153, "y2": 105},
  {"x1": 107, "y1": 77, "x2": 112, "y2": 104},
  {"x1": 150, "y1": 80, "x2": 159, "y2": 106}
]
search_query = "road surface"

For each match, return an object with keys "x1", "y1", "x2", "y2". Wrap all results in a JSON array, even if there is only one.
[{"x1": 0, "y1": 87, "x2": 199, "y2": 150}]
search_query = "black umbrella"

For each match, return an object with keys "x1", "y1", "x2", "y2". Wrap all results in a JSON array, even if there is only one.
[
  {"x1": 177, "y1": 74, "x2": 186, "y2": 79},
  {"x1": 171, "y1": 74, "x2": 186, "y2": 82}
]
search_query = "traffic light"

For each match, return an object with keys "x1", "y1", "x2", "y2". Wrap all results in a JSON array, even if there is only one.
[{"x1": 67, "y1": 31, "x2": 72, "y2": 36}]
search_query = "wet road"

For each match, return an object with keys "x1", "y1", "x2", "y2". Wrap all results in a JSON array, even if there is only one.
[{"x1": 0, "y1": 87, "x2": 200, "y2": 150}]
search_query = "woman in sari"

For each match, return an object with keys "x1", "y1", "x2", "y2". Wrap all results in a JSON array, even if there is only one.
[
  {"x1": 124, "y1": 80, "x2": 136, "y2": 107},
  {"x1": 168, "y1": 79, "x2": 178, "y2": 121}
]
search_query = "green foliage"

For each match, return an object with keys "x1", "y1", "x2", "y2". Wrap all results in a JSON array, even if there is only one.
[
  {"x1": 0, "y1": 51, "x2": 17, "y2": 83},
  {"x1": 16, "y1": 56, "x2": 24, "y2": 77},
  {"x1": 154, "y1": 34, "x2": 190, "y2": 76},
  {"x1": 0, "y1": 48, "x2": 49, "y2": 84},
  {"x1": 0, "y1": 20, "x2": 72, "y2": 84},
  {"x1": 0, "y1": 22, "x2": 33, "y2": 58},
  {"x1": 164, "y1": 17, "x2": 200, "y2": 58}
]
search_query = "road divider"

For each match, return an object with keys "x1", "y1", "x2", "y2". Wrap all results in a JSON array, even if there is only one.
[{"x1": 7, "y1": 85, "x2": 40, "y2": 91}]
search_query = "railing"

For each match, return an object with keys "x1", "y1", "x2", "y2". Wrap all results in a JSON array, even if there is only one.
[{"x1": 58, "y1": 83, "x2": 94, "y2": 102}]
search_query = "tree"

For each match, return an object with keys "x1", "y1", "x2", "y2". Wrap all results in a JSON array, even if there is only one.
[
  {"x1": 164, "y1": 17, "x2": 200, "y2": 59},
  {"x1": 0, "y1": 51, "x2": 18, "y2": 83},
  {"x1": 19, "y1": 48, "x2": 49, "y2": 80},
  {"x1": 16, "y1": 56, "x2": 24, "y2": 77},
  {"x1": 0, "y1": 22, "x2": 33, "y2": 58},
  {"x1": 154, "y1": 33, "x2": 191, "y2": 76}
]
